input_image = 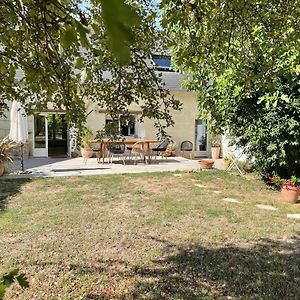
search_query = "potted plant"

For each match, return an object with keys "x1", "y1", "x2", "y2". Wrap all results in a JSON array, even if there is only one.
[
  {"x1": 198, "y1": 159, "x2": 214, "y2": 169},
  {"x1": 71, "y1": 151, "x2": 79, "y2": 158},
  {"x1": 269, "y1": 175, "x2": 300, "y2": 204},
  {"x1": 80, "y1": 128, "x2": 94, "y2": 158},
  {"x1": 210, "y1": 135, "x2": 221, "y2": 159},
  {"x1": 0, "y1": 137, "x2": 19, "y2": 176}
]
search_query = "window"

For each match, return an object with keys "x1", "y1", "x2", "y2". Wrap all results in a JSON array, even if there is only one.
[
  {"x1": 152, "y1": 54, "x2": 172, "y2": 71},
  {"x1": 120, "y1": 117, "x2": 135, "y2": 136},
  {"x1": 105, "y1": 115, "x2": 136, "y2": 137}
]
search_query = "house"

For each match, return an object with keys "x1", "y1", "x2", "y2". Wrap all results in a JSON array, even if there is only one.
[{"x1": 0, "y1": 55, "x2": 213, "y2": 158}]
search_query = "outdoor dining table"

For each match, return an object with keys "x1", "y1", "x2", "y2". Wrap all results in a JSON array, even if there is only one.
[{"x1": 90, "y1": 139, "x2": 159, "y2": 164}]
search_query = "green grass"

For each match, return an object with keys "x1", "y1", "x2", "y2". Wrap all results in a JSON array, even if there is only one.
[{"x1": 0, "y1": 171, "x2": 299, "y2": 299}]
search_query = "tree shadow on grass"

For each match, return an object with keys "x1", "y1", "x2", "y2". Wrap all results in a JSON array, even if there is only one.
[
  {"x1": 0, "y1": 179, "x2": 30, "y2": 210},
  {"x1": 130, "y1": 234, "x2": 300, "y2": 300},
  {"x1": 28, "y1": 233, "x2": 300, "y2": 299}
]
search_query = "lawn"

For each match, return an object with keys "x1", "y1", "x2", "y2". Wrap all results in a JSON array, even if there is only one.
[{"x1": 0, "y1": 171, "x2": 299, "y2": 299}]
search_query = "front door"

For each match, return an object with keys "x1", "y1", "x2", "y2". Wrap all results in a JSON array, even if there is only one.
[
  {"x1": 33, "y1": 115, "x2": 48, "y2": 157},
  {"x1": 195, "y1": 120, "x2": 208, "y2": 156}
]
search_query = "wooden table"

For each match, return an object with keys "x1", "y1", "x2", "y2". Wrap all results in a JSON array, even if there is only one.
[{"x1": 90, "y1": 139, "x2": 159, "y2": 164}]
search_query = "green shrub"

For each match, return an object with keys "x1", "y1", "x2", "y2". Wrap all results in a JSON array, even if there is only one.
[{"x1": 198, "y1": 68, "x2": 300, "y2": 178}]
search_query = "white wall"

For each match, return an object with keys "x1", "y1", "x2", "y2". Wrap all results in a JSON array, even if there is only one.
[{"x1": 0, "y1": 103, "x2": 12, "y2": 139}]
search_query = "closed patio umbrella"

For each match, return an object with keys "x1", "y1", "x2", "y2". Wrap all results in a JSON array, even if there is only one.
[{"x1": 9, "y1": 100, "x2": 28, "y2": 172}]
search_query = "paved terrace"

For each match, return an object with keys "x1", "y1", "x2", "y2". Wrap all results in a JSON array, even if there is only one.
[{"x1": 1, "y1": 156, "x2": 200, "y2": 179}]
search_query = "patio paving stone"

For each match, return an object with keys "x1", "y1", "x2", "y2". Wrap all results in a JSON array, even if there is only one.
[
  {"x1": 255, "y1": 204, "x2": 278, "y2": 211},
  {"x1": 194, "y1": 183, "x2": 208, "y2": 188},
  {"x1": 287, "y1": 214, "x2": 300, "y2": 220},
  {"x1": 222, "y1": 197, "x2": 241, "y2": 203}
]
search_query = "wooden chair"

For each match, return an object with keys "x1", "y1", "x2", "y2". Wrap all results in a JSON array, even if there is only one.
[
  {"x1": 131, "y1": 141, "x2": 148, "y2": 164},
  {"x1": 90, "y1": 142, "x2": 103, "y2": 163},
  {"x1": 180, "y1": 141, "x2": 194, "y2": 159}
]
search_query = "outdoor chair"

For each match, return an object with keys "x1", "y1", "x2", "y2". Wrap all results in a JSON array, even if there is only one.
[
  {"x1": 131, "y1": 141, "x2": 148, "y2": 164},
  {"x1": 226, "y1": 144, "x2": 250, "y2": 176},
  {"x1": 180, "y1": 140, "x2": 194, "y2": 159},
  {"x1": 90, "y1": 142, "x2": 102, "y2": 163},
  {"x1": 126, "y1": 145, "x2": 133, "y2": 161},
  {"x1": 107, "y1": 142, "x2": 126, "y2": 165},
  {"x1": 151, "y1": 140, "x2": 169, "y2": 160}
]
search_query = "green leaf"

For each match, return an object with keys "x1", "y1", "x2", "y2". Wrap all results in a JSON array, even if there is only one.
[
  {"x1": 0, "y1": 283, "x2": 7, "y2": 300},
  {"x1": 100, "y1": 0, "x2": 141, "y2": 64},
  {"x1": 280, "y1": 94, "x2": 290, "y2": 103},
  {"x1": 60, "y1": 25, "x2": 78, "y2": 49},
  {"x1": 16, "y1": 274, "x2": 29, "y2": 288},
  {"x1": 2, "y1": 268, "x2": 19, "y2": 286},
  {"x1": 75, "y1": 57, "x2": 85, "y2": 69},
  {"x1": 74, "y1": 20, "x2": 90, "y2": 48}
]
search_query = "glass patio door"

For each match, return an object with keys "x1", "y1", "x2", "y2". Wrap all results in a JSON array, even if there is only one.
[
  {"x1": 33, "y1": 115, "x2": 48, "y2": 157},
  {"x1": 195, "y1": 120, "x2": 207, "y2": 156}
]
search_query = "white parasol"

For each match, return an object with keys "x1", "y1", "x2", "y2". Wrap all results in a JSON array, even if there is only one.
[
  {"x1": 9, "y1": 100, "x2": 28, "y2": 142},
  {"x1": 9, "y1": 100, "x2": 28, "y2": 172}
]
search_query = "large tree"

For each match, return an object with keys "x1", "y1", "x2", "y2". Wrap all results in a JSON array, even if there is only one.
[
  {"x1": 0, "y1": 0, "x2": 180, "y2": 137},
  {"x1": 160, "y1": 0, "x2": 300, "y2": 176}
]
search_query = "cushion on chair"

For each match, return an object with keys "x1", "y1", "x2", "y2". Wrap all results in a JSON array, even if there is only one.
[
  {"x1": 90, "y1": 142, "x2": 101, "y2": 152},
  {"x1": 107, "y1": 143, "x2": 126, "y2": 154},
  {"x1": 152, "y1": 140, "x2": 169, "y2": 151}
]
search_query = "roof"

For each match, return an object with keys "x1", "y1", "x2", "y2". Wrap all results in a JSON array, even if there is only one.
[
  {"x1": 14, "y1": 68, "x2": 187, "y2": 92},
  {"x1": 102, "y1": 69, "x2": 186, "y2": 91},
  {"x1": 158, "y1": 71, "x2": 186, "y2": 91}
]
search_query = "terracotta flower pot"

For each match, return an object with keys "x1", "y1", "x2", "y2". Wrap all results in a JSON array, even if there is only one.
[
  {"x1": 71, "y1": 151, "x2": 79, "y2": 158},
  {"x1": 281, "y1": 185, "x2": 300, "y2": 204},
  {"x1": 198, "y1": 159, "x2": 214, "y2": 169},
  {"x1": 0, "y1": 161, "x2": 4, "y2": 176},
  {"x1": 211, "y1": 147, "x2": 221, "y2": 159}
]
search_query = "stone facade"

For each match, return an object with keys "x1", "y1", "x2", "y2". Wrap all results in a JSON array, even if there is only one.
[{"x1": 0, "y1": 72, "x2": 217, "y2": 158}]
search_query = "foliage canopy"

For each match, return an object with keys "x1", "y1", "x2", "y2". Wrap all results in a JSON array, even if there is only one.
[
  {"x1": 0, "y1": 0, "x2": 180, "y2": 137},
  {"x1": 161, "y1": 0, "x2": 300, "y2": 176}
]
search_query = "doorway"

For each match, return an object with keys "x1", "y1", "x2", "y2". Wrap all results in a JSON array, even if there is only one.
[
  {"x1": 33, "y1": 115, "x2": 48, "y2": 157},
  {"x1": 33, "y1": 114, "x2": 68, "y2": 157},
  {"x1": 195, "y1": 120, "x2": 208, "y2": 156},
  {"x1": 47, "y1": 114, "x2": 68, "y2": 157}
]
